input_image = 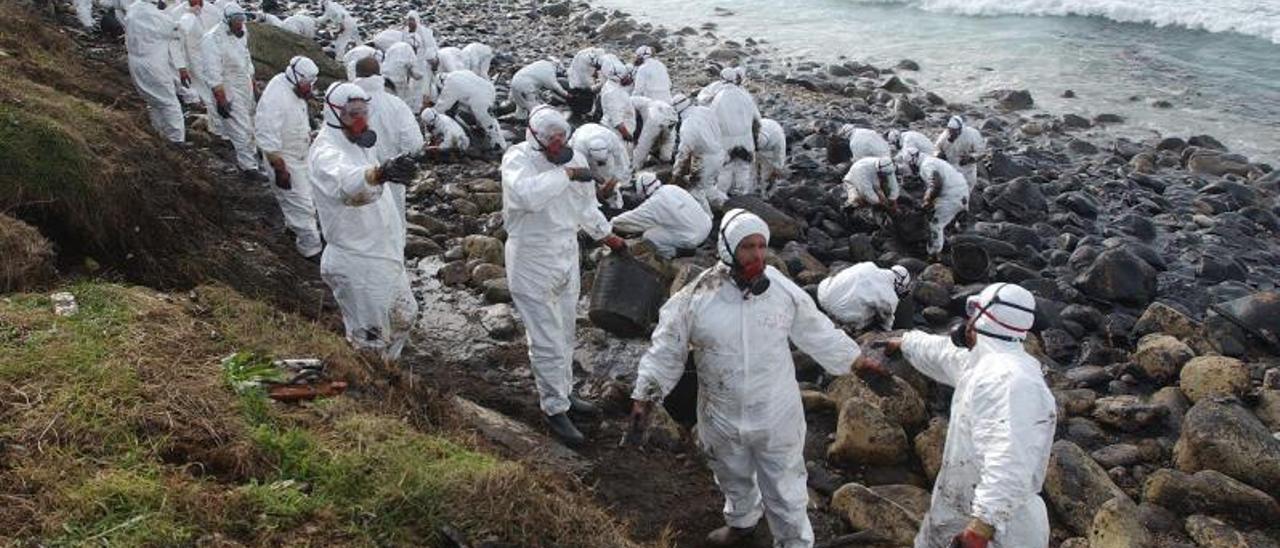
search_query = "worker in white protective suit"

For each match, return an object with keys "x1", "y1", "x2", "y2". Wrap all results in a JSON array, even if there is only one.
[
  {"x1": 308, "y1": 82, "x2": 421, "y2": 361},
  {"x1": 318, "y1": 0, "x2": 358, "y2": 56},
  {"x1": 843, "y1": 157, "x2": 900, "y2": 211},
  {"x1": 598, "y1": 60, "x2": 637, "y2": 144},
  {"x1": 510, "y1": 59, "x2": 569, "y2": 120},
  {"x1": 755, "y1": 117, "x2": 787, "y2": 196},
  {"x1": 404, "y1": 11, "x2": 438, "y2": 104},
  {"x1": 873, "y1": 283, "x2": 1055, "y2": 548},
  {"x1": 343, "y1": 45, "x2": 381, "y2": 82},
  {"x1": 279, "y1": 13, "x2": 318, "y2": 39},
  {"x1": 382, "y1": 41, "x2": 423, "y2": 111},
  {"x1": 420, "y1": 107, "x2": 470, "y2": 154},
  {"x1": 630, "y1": 209, "x2": 874, "y2": 548},
  {"x1": 74, "y1": 0, "x2": 97, "y2": 29},
  {"x1": 710, "y1": 67, "x2": 761, "y2": 198},
  {"x1": 255, "y1": 56, "x2": 323, "y2": 259},
  {"x1": 630, "y1": 46, "x2": 672, "y2": 103},
  {"x1": 630, "y1": 95, "x2": 678, "y2": 168},
  {"x1": 829, "y1": 124, "x2": 890, "y2": 166},
  {"x1": 885, "y1": 128, "x2": 936, "y2": 157},
  {"x1": 569, "y1": 123, "x2": 631, "y2": 211},
  {"x1": 461, "y1": 42, "x2": 494, "y2": 80},
  {"x1": 671, "y1": 95, "x2": 727, "y2": 214},
  {"x1": 434, "y1": 46, "x2": 467, "y2": 74},
  {"x1": 901, "y1": 147, "x2": 969, "y2": 259},
  {"x1": 568, "y1": 47, "x2": 604, "y2": 91},
  {"x1": 502, "y1": 106, "x2": 626, "y2": 446},
  {"x1": 125, "y1": 0, "x2": 186, "y2": 143},
  {"x1": 172, "y1": 0, "x2": 219, "y2": 114},
  {"x1": 434, "y1": 70, "x2": 507, "y2": 150},
  {"x1": 817, "y1": 263, "x2": 911, "y2": 331},
  {"x1": 935, "y1": 115, "x2": 986, "y2": 189},
  {"x1": 202, "y1": 2, "x2": 259, "y2": 173},
  {"x1": 352, "y1": 57, "x2": 425, "y2": 230},
  {"x1": 611, "y1": 173, "x2": 712, "y2": 258}
]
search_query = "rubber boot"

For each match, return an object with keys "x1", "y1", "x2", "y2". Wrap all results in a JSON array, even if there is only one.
[
  {"x1": 545, "y1": 412, "x2": 585, "y2": 447},
  {"x1": 569, "y1": 394, "x2": 600, "y2": 416},
  {"x1": 705, "y1": 525, "x2": 756, "y2": 547}
]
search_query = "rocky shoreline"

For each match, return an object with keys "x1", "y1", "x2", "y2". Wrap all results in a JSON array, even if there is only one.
[{"x1": 264, "y1": 0, "x2": 1280, "y2": 545}]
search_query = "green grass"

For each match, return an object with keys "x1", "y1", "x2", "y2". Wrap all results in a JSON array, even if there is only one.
[{"x1": 0, "y1": 103, "x2": 94, "y2": 208}]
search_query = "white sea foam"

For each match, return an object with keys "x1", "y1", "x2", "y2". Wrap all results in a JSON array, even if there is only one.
[{"x1": 848, "y1": 0, "x2": 1280, "y2": 44}]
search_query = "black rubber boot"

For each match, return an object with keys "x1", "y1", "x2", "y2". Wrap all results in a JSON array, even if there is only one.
[
  {"x1": 705, "y1": 525, "x2": 756, "y2": 547},
  {"x1": 568, "y1": 394, "x2": 600, "y2": 417},
  {"x1": 545, "y1": 412, "x2": 585, "y2": 447}
]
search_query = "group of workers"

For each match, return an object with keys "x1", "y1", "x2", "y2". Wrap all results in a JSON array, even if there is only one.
[{"x1": 91, "y1": 0, "x2": 1056, "y2": 546}]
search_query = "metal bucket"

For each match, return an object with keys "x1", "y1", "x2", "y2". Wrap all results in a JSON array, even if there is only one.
[{"x1": 588, "y1": 252, "x2": 665, "y2": 338}]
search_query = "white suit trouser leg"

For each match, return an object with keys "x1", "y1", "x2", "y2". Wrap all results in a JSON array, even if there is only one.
[
  {"x1": 268, "y1": 159, "x2": 323, "y2": 257},
  {"x1": 702, "y1": 431, "x2": 814, "y2": 548},
  {"x1": 510, "y1": 268, "x2": 578, "y2": 416},
  {"x1": 717, "y1": 159, "x2": 755, "y2": 197},
  {"x1": 916, "y1": 496, "x2": 1048, "y2": 548},
  {"x1": 511, "y1": 82, "x2": 539, "y2": 119},
  {"x1": 696, "y1": 151, "x2": 728, "y2": 211},
  {"x1": 927, "y1": 197, "x2": 966, "y2": 256},
  {"x1": 632, "y1": 123, "x2": 664, "y2": 169},
  {"x1": 321, "y1": 251, "x2": 419, "y2": 361},
  {"x1": 225, "y1": 84, "x2": 257, "y2": 170},
  {"x1": 75, "y1": 0, "x2": 94, "y2": 28},
  {"x1": 129, "y1": 58, "x2": 185, "y2": 143},
  {"x1": 471, "y1": 105, "x2": 507, "y2": 149},
  {"x1": 391, "y1": 183, "x2": 407, "y2": 236}
]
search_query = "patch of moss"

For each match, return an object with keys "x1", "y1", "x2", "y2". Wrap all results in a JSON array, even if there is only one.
[{"x1": 0, "y1": 104, "x2": 94, "y2": 211}]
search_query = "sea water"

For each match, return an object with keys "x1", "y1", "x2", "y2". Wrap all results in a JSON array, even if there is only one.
[{"x1": 593, "y1": 0, "x2": 1280, "y2": 161}]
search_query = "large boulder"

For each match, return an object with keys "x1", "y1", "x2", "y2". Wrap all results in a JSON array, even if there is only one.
[
  {"x1": 723, "y1": 195, "x2": 802, "y2": 244},
  {"x1": 1073, "y1": 248, "x2": 1158, "y2": 307},
  {"x1": 0, "y1": 213, "x2": 55, "y2": 292},
  {"x1": 1144, "y1": 469, "x2": 1280, "y2": 527},
  {"x1": 1044, "y1": 440, "x2": 1129, "y2": 535},
  {"x1": 827, "y1": 397, "x2": 909, "y2": 467},
  {"x1": 830, "y1": 482, "x2": 929, "y2": 545},
  {"x1": 1174, "y1": 399, "x2": 1280, "y2": 495},
  {"x1": 246, "y1": 22, "x2": 344, "y2": 88},
  {"x1": 1179, "y1": 356, "x2": 1250, "y2": 403},
  {"x1": 1089, "y1": 496, "x2": 1153, "y2": 548},
  {"x1": 913, "y1": 418, "x2": 947, "y2": 482},
  {"x1": 826, "y1": 374, "x2": 926, "y2": 431},
  {"x1": 983, "y1": 178, "x2": 1048, "y2": 222},
  {"x1": 462, "y1": 234, "x2": 505, "y2": 266},
  {"x1": 988, "y1": 89, "x2": 1035, "y2": 111},
  {"x1": 1092, "y1": 395, "x2": 1166, "y2": 432},
  {"x1": 1133, "y1": 334, "x2": 1195, "y2": 383},
  {"x1": 1184, "y1": 515, "x2": 1273, "y2": 548}
]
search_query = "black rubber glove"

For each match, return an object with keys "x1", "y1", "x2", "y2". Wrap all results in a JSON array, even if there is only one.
[{"x1": 379, "y1": 154, "x2": 419, "y2": 184}]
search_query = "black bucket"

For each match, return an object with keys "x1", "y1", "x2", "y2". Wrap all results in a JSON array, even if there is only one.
[
  {"x1": 589, "y1": 252, "x2": 665, "y2": 337},
  {"x1": 951, "y1": 241, "x2": 990, "y2": 283}
]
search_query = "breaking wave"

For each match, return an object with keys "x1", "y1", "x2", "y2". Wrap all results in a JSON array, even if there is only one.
[{"x1": 848, "y1": 0, "x2": 1280, "y2": 44}]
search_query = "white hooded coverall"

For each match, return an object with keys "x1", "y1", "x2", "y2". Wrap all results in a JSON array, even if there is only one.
[
  {"x1": 382, "y1": 42, "x2": 423, "y2": 112},
  {"x1": 917, "y1": 156, "x2": 969, "y2": 256},
  {"x1": 125, "y1": 0, "x2": 186, "y2": 143},
  {"x1": 319, "y1": 0, "x2": 358, "y2": 56},
  {"x1": 841, "y1": 126, "x2": 891, "y2": 164},
  {"x1": 816, "y1": 262, "x2": 903, "y2": 331},
  {"x1": 935, "y1": 122, "x2": 986, "y2": 190},
  {"x1": 354, "y1": 76, "x2": 425, "y2": 228},
  {"x1": 255, "y1": 59, "x2": 323, "y2": 257},
  {"x1": 461, "y1": 42, "x2": 494, "y2": 80},
  {"x1": 510, "y1": 60, "x2": 568, "y2": 119},
  {"x1": 611, "y1": 183, "x2": 712, "y2": 258},
  {"x1": 502, "y1": 110, "x2": 612, "y2": 416},
  {"x1": 633, "y1": 210, "x2": 860, "y2": 548},
  {"x1": 420, "y1": 108, "x2": 470, "y2": 151},
  {"x1": 569, "y1": 123, "x2": 631, "y2": 211},
  {"x1": 630, "y1": 96, "x2": 678, "y2": 168},
  {"x1": 900, "y1": 283, "x2": 1055, "y2": 548},
  {"x1": 598, "y1": 68, "x2": 637, "y2": 143},
  {"x1": 843, "y1": 157, "x2": 900, "y2": 207},
  {"x1": 674, "y1": 105, "x2": 727, "y2": 213},
  {"x1": 435, "y1": 70, "x2": 506, "y2": 149},
  {"x1": 343, "y1": 45, "x2": 381, "y2": 82},
  {"x1": 631, "y1": 48, "x2": 673, "y2": 103},
  {"x1": 755, "y1": 118, "x2": 787, "y2": 194},
  {"x1": 280, "y1": 14, "x2": 318, "y2": 39},
  {"x1": 201, "y1": 7, "x2": 257, "y2": 170},
  {"x1": 711, "y1": 82, "x2": 761, "y2": 197},
  {"x1": 308, "y1": 83, "x2": 418, "y2": 361},
  {"x1": 171, "y1": 3, "x2": 218, "y2": 108},
  {"x1": 892, "y1": 130, "x2": 937, "y2": 157},
  {"x1": 568, "y1": 47, "x2": 604, "y2": 90},
  {"x1": 435, "y1": 46, "x2": 467, "y2": 75}
]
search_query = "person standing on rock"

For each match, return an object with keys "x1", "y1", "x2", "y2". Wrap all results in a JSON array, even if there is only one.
[
  {"x1": 818, "y1": 262, "x2": 911, "y2": 332},
  {"x1": 671, "y1": 95, "x2": 727, "y2": 214},
  {"x1": 351, "y1": 57, "x2": 425, "y2": 238},
  {"x1": 872, "y1": 283, "x2": 1055, "y2": 548},
  {"x1": 711, "y1": 67, "x2": 761, "y2": 198},
  {"x1": 935, "y1": 116, "x2": 986, "y2": 190},
  {"x1": 201, "y1": 2, "x2": 260, "y2": 176},
  {"x1": 829, "y1": 124, "x2": 891, "y2": 166},
  {"x1": 433, "y1": 70, "x2": 507, "y2": 150},
  {"x1": 461, "y1": 42, "x2": 494, "y2": 80},
  {"x1": 382, "y1": 41, "x2": 424, "y2": 112},
  {"x1": 630, "y1": 209, "x2": 877, "y2": 548},
  {"x1": 569, "y1": 123, "x2": 631, "y2": 212},
  {"x1": 629, "y1": 95, "x2": 679, "y2": 169},
  {"x1": 842, "y1": 157, "x2": 900, "y2": 214},
  {"x1": 318, "y1": 0, "x2": 358, "y2": 56},
  {"x1": 755, "y1": 117, "x2": 788, "y2": 196},
  {"x1": 598, "y1": 59, "x2": 638, "y2": 145},
  {"x1": 307, "y1": 82, "x2": 421, "y2": 362},
  {"x1": 501, "y1": 106, "x2": 626, "y2": 447},
  {"x1": 125, "y1": 0, "x2": 186, "y2": 144},
  {"x1": 630, "y1": 46, "x2": 672, "y2": 103},
  {"x1": 509, "y1": 59, "x2": 570, "y2": 120},
  {"x1": 900, "y1": 147, "x2": 969, "y2": 261},
  {"x1": 254, "y1": 55, "x2": 323, "y2": 259},
  {"x1": 170, "y1": 0, "x2": 219, "y2": 113},
  {"x1": 610, "y1": 173, "x2": 712, "y2": 259},
  {"x1": 886, "y1": 128, "x2": 937, "y2": 157}
]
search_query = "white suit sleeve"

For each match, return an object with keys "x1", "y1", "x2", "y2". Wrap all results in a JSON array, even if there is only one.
[
  {"x1": 395, "y1": 103, "x2": 426, "y2": 156},
  {"x1": 900, "y1": 330, "x2": 967, "y2": 387},
  {"x1": 969, "y1": 370, "x2": 1050, "y2": 532},
  {"x1": 784, "y1": 276, "x2": 860, "y2": 374},
  {"x1": 501, "y1": 151, "x2": 573, "y2": 211},
  {"x1": 200, "y1": 34, "x2": 224, "y2": 89},
  {"x1": 433, "y1": 83, "x2": 458, "y2": 113},
  {"x1": 313, "y1": 147, "x2": 383, "y2": 206},
  {"x1": 254, "y1": 89, "x2": 285, "y2": 154},
  {"x1": 577, "y1": 192, "x2": 612, "y2": 241},
  {"x1": 633, "y1": 288, "x2": 694, "y2": 401},
  {"x1": 611, "y1": 198, "x2": 661, "y2": 234}
]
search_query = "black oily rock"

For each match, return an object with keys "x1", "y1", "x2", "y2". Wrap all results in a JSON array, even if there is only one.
[
  {"x1": 951, "y1": 234, "x2": 1020, "y2": 259},
  {"x1": 895, "y1": 59, "x2": 920, "y2": 71},
  {"x1": 987, "y1": 150, "x2": 1035, "y2": 181},
  {"x1": 1066, "y1": 365, "x2": 1111, "y2": 388},
  {"x1": 912, "y1": 281, "x2": 950, "y2": 309},
  {"x1": 892, "y1": 97, "x2": 925, "y2": 122},
  {"x1": 1067, "y1": 245, "x2": 1100, "y2": 272},
  {"x1": 1041, "y1": 328, "x2": 1080, "y2": 364},
  {"x1": 1060, "y1": 304, "x2": 1104, "y2": 331},
  {"x1": 983, "y1": 179, "x2": 1048, "y2": 222},
  {"x1": 1057, "y1": 192, "x2": 1101, "y2": 218},
  {"x1": 922, "y1": 306, "x2": 951, "y2": 326},
  {"x1": 1093, "y1": 113, "x2": 1125, "y2": 124},
  {"x1": 1062, "y1": 114, "x2": 1091, "y2": 129},
  {"x1": 1113, "y1": 214, "x2": 1158, "y2": 242},
  {"x1": 1157, "y1": 137, "x2": 1187, "y2": 153},
  {"x1": 1197, "y1": 255, "x2": 1247, "y2": 284},
  {"x1": 723, "y1": 195, "x2": 802, "y2": 244},
  {"x1": 994, "y1": 262, "x2": 1039, "y2": 283},
  {"x1": 988, "y1": 88, "x2": 1034, "y2": 111},
  {"x1": 1067, "y1": 139, "x2": 1099, "y2": 155},
  {"x1": 1074, "y1": 248, "x2": 1159, "y2": 307},
  {"x1": 880, "y1": 76, "x2": 912, "y2": 93},
  {"x1": 974, "y1": 221, "x2": 1043, "y2": 250},
  {"x1": 1188, "y1": 134, "x2": 1228, "y2": 152},
  {"x1": 1111, "y1": 138, "x2": 1147, "y2": 161}
]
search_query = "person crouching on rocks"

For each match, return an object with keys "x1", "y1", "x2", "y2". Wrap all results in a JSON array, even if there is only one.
[
  {"x1": 897, "y1": 146, "x2": 969, "y2": 262},
  {"x1": 629, "y1": 209, "x2": 883, "y2": 548}
]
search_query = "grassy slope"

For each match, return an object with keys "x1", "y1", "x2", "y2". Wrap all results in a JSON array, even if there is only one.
[{"x1": 0, "y1": 283, "x2": 645, "y2": 547}]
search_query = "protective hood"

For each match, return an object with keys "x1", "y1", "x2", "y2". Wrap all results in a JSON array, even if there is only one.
[
  {"x1": 586, "y1": 137, "x2": 610, "y2": 162},
  {"x1": 353, "y1": 75, "x2": 385, "y2": 96},
  {"x1": 890, "y1": 265, "x2": 911, "y2": 295},
  {"x1": 717, "y1": 208, "x2": 769, "y2": 265},
  {"x1": 635, "y1": 45, "x2": 654, "y2": 60},
  {"x1": 322, "y1": 82, "x2": 371, "y2": 128},
  {"x1": 526, "y1": 105, "x2": 572, "y2": 152},
  {"x1": 885, "y1": 129, "x2": 901, "y2": 147},
  {"x1": 286, "y1": 56, "x2": 319, "y2": 84},
  {"x1": 634, "y1": 171, "x2": 661, "y2": 200},
  {"x1": 836, "y1": 124, "x2": 858, "y2": 140},
  {"x1": 947, "y1": 115, "x2": 965, "y2": 130},
  {"x1": 967, "y1": 283, "x2": 1036, "y2": 342},
  {"x1": 419, "y1": 107, "x2": 439, "y2": 127},
  {"x1": 221, "y1": 1, "x2": 245, "y2": 22}
]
